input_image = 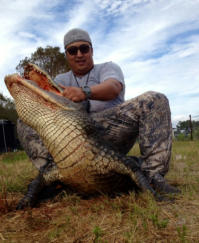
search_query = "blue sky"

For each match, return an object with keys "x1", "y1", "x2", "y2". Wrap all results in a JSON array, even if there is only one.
[{"x1": 1, "y1": 0, "x2": 199, "y2": 126}]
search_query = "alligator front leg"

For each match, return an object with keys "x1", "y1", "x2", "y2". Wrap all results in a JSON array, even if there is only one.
[{"x1": 16, "y1": 173, "x2": 45, "y2": 210}]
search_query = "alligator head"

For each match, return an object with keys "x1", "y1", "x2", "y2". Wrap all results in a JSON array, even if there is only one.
[{"x1": 5, "y1": 63, "x2": 86, "y2": 113}]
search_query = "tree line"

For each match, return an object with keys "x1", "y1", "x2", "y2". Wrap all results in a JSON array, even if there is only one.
[
  {"x1": 0, "y1": 92, "x2": 18, "y2": 124},
  {"x1": 175, "y1": 119, "x2": 199, "y2": 140},
  {"x1": 16, "y1": 46, "x2": 69, "y2": 78}
]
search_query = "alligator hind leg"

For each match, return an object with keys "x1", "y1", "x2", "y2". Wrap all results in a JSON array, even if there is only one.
[
  {"x1": 121, "y1": 156, "x2": 167, "y2": 201},
  {"x1": 122, "y1": 156, "x2": 156, "y2": 195}
]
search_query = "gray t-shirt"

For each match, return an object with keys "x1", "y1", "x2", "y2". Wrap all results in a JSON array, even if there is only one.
[{"x1": 54, "y1": 61, "x2": 125, "y2": 113}]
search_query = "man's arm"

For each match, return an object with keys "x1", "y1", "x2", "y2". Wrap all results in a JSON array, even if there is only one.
[
  {"x1": 90, "y1": 78, "x2": 122, "y2": 100},
  {"x1": 61, "y1": 79, "x2": 123, "y2": 102}
]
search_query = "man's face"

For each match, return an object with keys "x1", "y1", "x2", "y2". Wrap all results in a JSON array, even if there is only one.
[{"x1": 65, "y1": 41, "x2": 94, "y2": 76}]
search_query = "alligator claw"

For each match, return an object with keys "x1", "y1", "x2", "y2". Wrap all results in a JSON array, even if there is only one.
[
  {"x1": 16, "y1": 196, "x2": 36, "y2": 210},
  {"x1": 154, "y1": 193, "x2": 176, "y2": 202}
]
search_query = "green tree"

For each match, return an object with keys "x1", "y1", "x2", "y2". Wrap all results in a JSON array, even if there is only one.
[
  {"x1": 0, "y1": 92, "x2": 18, "y2": 124},
  {"x1": 176, "y1": 120, "x2": 199, "y2": 140},
  {"x1": 193, "y1": 127, "x2": 199, "y2": 139},
  {"x1": 176, "y1": 120, "x2": 199, "y2": 131},
  {"x1": 176, "y1": 120, "x2": 190, "y2": 133},
  {"x1": 16, "y1": 46, "x2": 69, "y2": 78}
]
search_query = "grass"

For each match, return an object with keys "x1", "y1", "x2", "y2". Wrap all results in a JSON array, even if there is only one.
[
  {"x1": 1, "y1": 151, "x2": 28, "y2": 164},
  {"x1": 0, "y1": 151, "x2": 36, "y2": 193},
  {"x1": 0, "y1": 141, "x2": 199, "y2": 242}
]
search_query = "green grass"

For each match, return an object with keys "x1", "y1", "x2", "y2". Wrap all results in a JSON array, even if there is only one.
[
  {"x1": 1, "y1": 150, "x2": 28, "y2": 164},
  {"x1": 0, "y1": 151, "x2": 37, "y2": 193}
]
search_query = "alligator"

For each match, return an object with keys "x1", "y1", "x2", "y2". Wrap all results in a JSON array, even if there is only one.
[{"x1": 5, "y1": 63, "x2": 161, "y2": 208}]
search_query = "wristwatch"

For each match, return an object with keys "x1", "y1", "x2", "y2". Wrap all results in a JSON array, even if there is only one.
[{"x1": 81, "y1": 86, "x2": 92, "y2": 99}]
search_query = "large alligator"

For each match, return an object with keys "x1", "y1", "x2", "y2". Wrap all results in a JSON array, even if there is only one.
[{"x1": 5, "y1": 63, "x2": 161, "y2": 208}]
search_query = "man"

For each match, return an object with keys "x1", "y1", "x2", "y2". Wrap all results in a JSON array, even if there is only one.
[
  {"x1": 17, "y1": 28, "x2": 180, "y2": 198},
  {"x1": 56, "y1": 28, "x2": 124, "y2": 113}
]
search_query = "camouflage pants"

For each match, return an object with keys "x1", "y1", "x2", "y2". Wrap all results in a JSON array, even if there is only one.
[{"x1": 17, "y1": 91, "x2": 172, "y2": 181}]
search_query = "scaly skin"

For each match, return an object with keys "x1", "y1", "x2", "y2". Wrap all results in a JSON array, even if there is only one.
[{"x1": 5, "y1": 64, "x2": 159, "y2": 207}]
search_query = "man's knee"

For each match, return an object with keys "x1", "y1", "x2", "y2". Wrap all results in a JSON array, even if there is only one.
[{"x1": 139, "y1": 91, "x2": 169, "y2": 106}]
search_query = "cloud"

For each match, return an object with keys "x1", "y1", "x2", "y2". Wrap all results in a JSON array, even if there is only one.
[{"x1": 0, "y1": 0, "x2": 64, "y2": 96}]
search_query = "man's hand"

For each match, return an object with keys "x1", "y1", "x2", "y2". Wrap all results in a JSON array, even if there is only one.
[
  {"x1": 60, "y1": 78, "x2": 122, "y2": 102},
  {"x1": 62, "y1": 86, "x2": 86, "y2": 102}
]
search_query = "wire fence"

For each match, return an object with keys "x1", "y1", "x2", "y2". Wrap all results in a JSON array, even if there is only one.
[{"x1": 192, "y1": 114, "x2": 199, "y2": 119}]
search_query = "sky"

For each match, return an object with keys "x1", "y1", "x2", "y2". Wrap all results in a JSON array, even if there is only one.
[{"x1": 0, "y1": 0, "x2": 199, "y2": 126}]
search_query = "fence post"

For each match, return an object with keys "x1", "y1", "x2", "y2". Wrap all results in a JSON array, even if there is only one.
[
  {"x1": 189, "y1": 114, "x2": 193, "y2": 141},
  {"x1": 1, "y1": 120, "x2": 8, "y2": 152}
]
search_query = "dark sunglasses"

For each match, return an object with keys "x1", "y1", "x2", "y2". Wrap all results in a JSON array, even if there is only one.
[{"x1": 66, "y1": 44, "x2": 91, "y2": 56}]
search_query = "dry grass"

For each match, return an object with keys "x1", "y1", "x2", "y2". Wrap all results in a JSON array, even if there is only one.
[{"x1": 0, "y1": 141, "x2": 199, "y2": 243}]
